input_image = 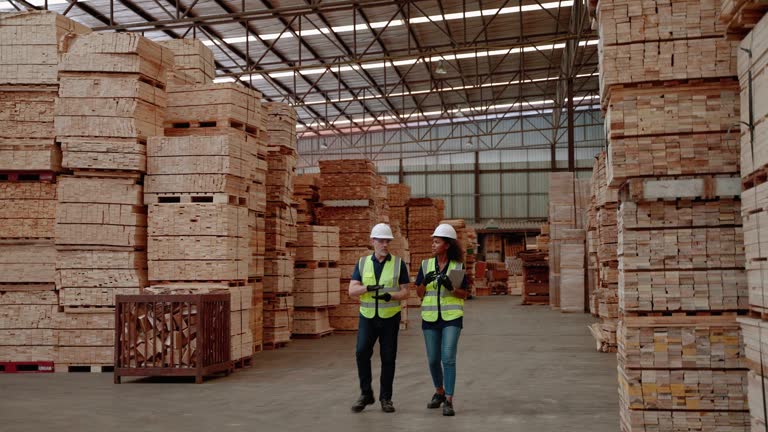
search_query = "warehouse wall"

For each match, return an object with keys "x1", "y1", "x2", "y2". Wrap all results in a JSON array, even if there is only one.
[{"x1": 297, "y1": 109, "x2": 604, "y2": 222}]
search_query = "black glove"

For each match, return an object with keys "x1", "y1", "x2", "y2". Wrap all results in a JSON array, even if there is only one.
[
  {"x1": 366, "y1": 285, "x2": 383, "y2": 292},
  {"x1": 424, "y1": 271, "x2": 438, "y2": 284},
  {"x1": 436, "y1": 273, "x2": 453, "y2": 291},
  {"x1": 373, "y1": 293, "x2": 392, "y2": 302}
]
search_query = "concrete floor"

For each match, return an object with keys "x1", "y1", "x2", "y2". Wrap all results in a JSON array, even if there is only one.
[{"x1": 0, "y1": 296, "x2": 619, "y2": 432}]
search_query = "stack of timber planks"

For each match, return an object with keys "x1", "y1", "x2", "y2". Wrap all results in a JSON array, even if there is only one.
[
  {"x1": 146, "y1": 47, "x2": 262, "y2": 362},
  {"x1": 733, "y1": 10, "x2": 768, "y2": 432},
  {"x1": 721, "y1": 0, "x2": 768, "y2": 37},
  {"x1": 407, "y1": 197, "x2": 445, "y2": 274},
  {"x1": 0, "y1": 11, "x2": 90, "y2": 367},
  {"x1": 294, "y1": 174, "x2": 320, "y2": 225},
  {"x1": 589, "y1": 152, "x2": 622, "y2": 353},
  {"x1": 292, "y1": 226, "x2": 340, "y2": 338},
  {"x1": 597, "y1": 1, "x2": 750, "y2": 429},
  {"x1": 547, "y1": 172, "x2": 590, "y2": 311},
  {"x1": 316, "y1": 159, "x2": 387, "y2": 332},
  {"x1": 53, "y1": 31, "x2": 173, "y2": 369},
  {"x1": 158, "y1": 39, "x2": 215, "y2": 86},
  {"x1": 263, "y1": 102, "x2": 298, "y2": 348}
]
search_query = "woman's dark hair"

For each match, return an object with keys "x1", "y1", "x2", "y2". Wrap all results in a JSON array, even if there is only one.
[{"x1": 439, "y1": 237, "x2": 464, "y2": 263}]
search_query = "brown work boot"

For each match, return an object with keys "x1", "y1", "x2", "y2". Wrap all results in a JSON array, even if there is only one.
[
  {"x1": 427, "y1": 393, "x2": 446, "y2": 409},
  {"x1": 380, "y1": 399, "x2": 396, "y2": 413},
  {"x1": 351, "y1": 394, "x2": 375, "y2": 413},
  {"x1": 443, "y1": 400, "x2": 455, "y2": 416}
]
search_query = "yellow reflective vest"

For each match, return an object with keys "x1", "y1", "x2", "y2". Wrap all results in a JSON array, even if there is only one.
[
  {"x1": 421, "y1": 258, "x2": 464, "y2": 322},
  {"x1": 359, "y1": 255, "x2": 403, "y2": 319}
]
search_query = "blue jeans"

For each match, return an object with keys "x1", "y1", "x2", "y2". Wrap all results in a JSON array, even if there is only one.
[{"x1": 423, "y1": 325, "x2": 462, "y2": 396}]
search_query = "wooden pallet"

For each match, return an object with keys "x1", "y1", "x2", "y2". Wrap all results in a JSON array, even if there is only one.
[
  {"x1": 294, "y1": 261, "x2": 338, "y2": 269},
  {"x1": 0, "y1": 172, "x2": 55, "y2": 182},
  {"x1": 58, "y1": 364, "x2": 114, "y2": 373},
  {"x1": 233, "y1": 356, "x2": 253, "y2": 369},
  {"x1": 292, "y1": 330, "x2": 333, "y2": 339},
  {"x1": 622, "y1": 310, "x2": 746, "y2": 317},
  {"x1": 144, "y1": 192, "x2": 247, "y2": 206},
  {"x1": 0, "y1": 361, "x2": 54, "y2": 373},
  {"x1": 262, "y1": 341, "x2": 289, "y2": 350}
]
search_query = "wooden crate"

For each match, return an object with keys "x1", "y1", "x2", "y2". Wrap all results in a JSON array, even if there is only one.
[{"x1": 114, "y1": 293, "x2": 232, "y2": 383}]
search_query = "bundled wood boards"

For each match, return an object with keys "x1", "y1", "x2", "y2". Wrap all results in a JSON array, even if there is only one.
[
  {"x1": 720, "y1": 0, "x2": 768, "y2": 35},
  {"x1": 158, "y1": 39, "x2": 215, "y2": 85},
  {"x1": 0, "y1": 11, "x2": 91, "y2": 85},
  {"x1": 165, "y1": 83, "x2": 261, "y2": 130}
]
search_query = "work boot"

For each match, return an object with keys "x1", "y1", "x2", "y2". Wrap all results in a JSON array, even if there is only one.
[
  {"x1": 427, "y1": 393, "x2": 446, "y2": 409},
  {"x1": 442, "y1": 400, "x2": 455, "y2": 416},
  {"x1": 380, "y1": 399, "x2": 396, "y2": 413},
  {"x1": 351, "y1": 394, "x2": 375, "y2": 413}
]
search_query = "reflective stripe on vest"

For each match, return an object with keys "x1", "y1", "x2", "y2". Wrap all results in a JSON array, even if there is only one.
[
  {"x1": 421, "y1": 258, "x2": 464, "y2": 322},
  {"x1": 359, "y1": 254, "x2": 402, "y2": 319}
]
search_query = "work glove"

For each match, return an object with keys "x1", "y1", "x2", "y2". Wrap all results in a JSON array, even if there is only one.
[
  {"x1": 424, "y1": 271, "x2": 438, "y2": 284},
  {"x1": 436, "y1": 273, "x2": 453, "y2": 291},
  {"x1": 373, "y1": 293, "x2": 392, "y2": 302},
  {"x1": 366, "y1": 285, "x2": 383, "y2": 292}
]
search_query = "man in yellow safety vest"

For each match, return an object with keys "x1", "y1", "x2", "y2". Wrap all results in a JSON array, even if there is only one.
[{"x1": 348, "y1": 223, "x2": 411, "y2": 413}]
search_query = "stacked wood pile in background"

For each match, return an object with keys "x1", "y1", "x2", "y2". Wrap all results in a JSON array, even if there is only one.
[
  {"x1": 733, "y1": 10, "x2": 768, "y2": 432},
  {"x1": 262, "y1": 102, "x2": 298, "y2": 348},
  {"x1": 387, "y1": 184, "x2": 416, "y2": 322},
  {"x1": 407, "y1": 198, "x2": 445, "y2": 276},
  {"x1": 294, "y1": 174, "x2": 319, "y2": 225},
  {"x1": 536, "y1": 224, "x2": 550, "y2": 252},
  {"x1": 473, "y1": 261, "x2": 488, "y2": 296},
  {"x1": 560, "y1": 228, "x2": 586, "y2": 313},
  {"x1": 158, "y1": 39, "x2": 214, "y2": 85},
  {"x1": 0, "y1": 11, "x2": 89, "y2": 367},
  {"x1": 440, "y1": 219, "x2": 478, "y2": 295},
  {"x1": 519, "y1": 251, "x2": 549, "y2": 305},
  {"x1": 589, "y1": 152, "x2": 621, "y2": 353},
  {"x1": 597, "y1": 2, "x2": 750, "y2": 429},
  {"x1": 316, "y1": 159, "x2": 386, "y2": 332},
  {"x1": 292, "y1": 225, "x2": 340, "y2": 338},
  {"x1": 504, "y1": 239, "x2": 524, "y2": 295},
  {"x1": 547, "y1": 172, "x2": 590, "y2": 311},
  {"x1": 485, "y1": 262, "x2": 509, "y2": 295}
]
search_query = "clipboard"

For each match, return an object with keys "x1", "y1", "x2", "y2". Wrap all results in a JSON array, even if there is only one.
[{"x1": 448, "y1": 269, "x2": 465, "y2": 290}]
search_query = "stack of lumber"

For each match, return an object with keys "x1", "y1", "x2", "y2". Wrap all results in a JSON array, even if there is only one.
[
  {"x1": 294, "y1": 174, "x2": 320, "y2": 225},
  {"x1": 293, "y1": 226, "x2": 340, "y2": 338},
  {"x1": 387, "y1": 184, "x2": 411, "y2": 234},
  {"x1": 519, "y1": 251, "x2": 549, "y2": 305},
  {"x1": 560, "y1": 229, "x2": 586, "y2": 313},
  {"x1": 536, "y1": 224, "x2": 550, "y2": 252},
  {"x1": 148, "y1": 51, "x2": 262, "y2": 360},
  {"x1": 263, "y1": 102, "x2": 298, "y2": 348},
  {"x1": 0, "y1": 11, "x2": 89, "y2": 172},
  {"x1": 587, "y1": 164, "x2": 600, "y2": 316},
  {"x1": 483, "y1": 233, "x2": 502, "y2": 262},
  {"x1": 597, "y1": 0, "x2": 738, "y2": 98},
  {"x1": 407, "y1": 198, "x2": 445, "y2": 274},
  {"x1": 736, "y1": 13, "x2": 768, "y2": 431},
  {"x1": 548, "y1": 172, "x2": 590, "y2": 310},
  {"x1": 486, "y1": 261, "x2": 509, "y2": 295},
  {"x1": 598, "y1": 2, "x2": 750, "y2": 429},
  {"x1": 158, "y1": 39, "x2": 214, "y2": 85},
  {"x1": 52, "y1": 31, "x2": 170, "y2": 369},
  {"x1": 720, "y1": 0, "x2": 768, "y2": 36},
  {"x1": 316, "y1": 159, "x2": 387, "y2": 332},
  {"x1": 588, "y1": 152, "x2": 621, "y2": 352},
  {"x1": 473, "y1": 261, "x2": 488, "y2": 296}
]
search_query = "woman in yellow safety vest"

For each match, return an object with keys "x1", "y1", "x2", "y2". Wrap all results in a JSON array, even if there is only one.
[{"x1": 415, "y1": 223, "x2": 470, "y2": 416}]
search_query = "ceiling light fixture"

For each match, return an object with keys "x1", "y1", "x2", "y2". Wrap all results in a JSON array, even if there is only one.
[{"x1": 435, "y1": 60, "x2": 448, "y2": 75}]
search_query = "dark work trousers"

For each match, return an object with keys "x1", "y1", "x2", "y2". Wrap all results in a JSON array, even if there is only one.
[{"x1": 355, "y1": 312, "x2": 401, "y2": 401}]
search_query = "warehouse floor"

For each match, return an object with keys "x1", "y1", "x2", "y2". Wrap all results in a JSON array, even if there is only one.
[{"x1": 0, "y1": 297, "x2": 618, "y2": 432}]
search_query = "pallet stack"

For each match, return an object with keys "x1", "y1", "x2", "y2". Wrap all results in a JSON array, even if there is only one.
[
  {"x1": 53, "y1": 31, "x2": 175, "y2": 369},
  {"x1": 560, "y1": 228, "x2": 586, "y2": 313},
  {"x1": 0, "y1": 12, "x2": 90, "y2": 367},
  {"x1": 589, "y1": 152, "x2": 621, "y2": 353},
  {"x1": 147, "y1": 73, "x2": 264, "y2": 363},
  {"x1": 597, "y1": 2, "x2": 750, "y2": 429},
  {"x1": 316, "y1": 159, "x2": 387, "y2": 332},
  {"x1": 440, "y1": 219, "x2": 478, "y2": 294},
  {"x1": 548, "y1": 173, "x2": 590, "y2": 310},
  {"x1": 293, "y1": 226, "x2": 340, "y2": 338},
  {"x1": 158, "y1": 39, "x2": 215, "y2": 85},
  {"x1": 519, "y1": 251, "x2": 549, "y2": 305},
  {"x1": 734, "y1": 11, "x2": 768, "y2": 432},
  {"x1": 486, "y1": 262, "x2": 509, "y2": 295},
  {"x1": 263, "y1": 102, "x2": 298, "y2": 348}
]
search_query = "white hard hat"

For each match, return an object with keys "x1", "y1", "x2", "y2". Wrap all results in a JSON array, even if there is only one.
[
  {"x1": 432, "y1": 223, "x2": 457, "y2": 240},
  {"x1": 370, "y1": 223, "x2": 394, "y2": 239}
]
